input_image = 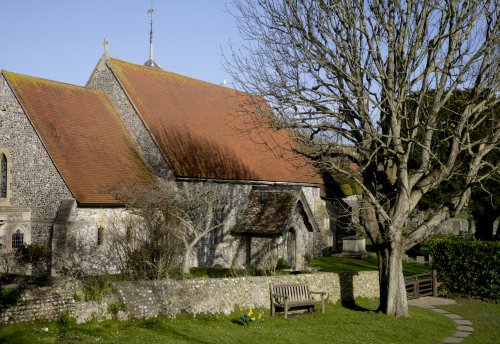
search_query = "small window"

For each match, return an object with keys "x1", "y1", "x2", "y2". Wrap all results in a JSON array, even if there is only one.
[
  {"x1": 213, "y1": 226, "x2": 224, "y2": 244},
  {"x1": 126, "y1": 226, "x2": 133, "y2": 243},
  {"x1": 97, "y1": 226, "x2": 104, "y2": 246},
  {"x1": 0, "y1": 154, "x2": 7, "y2": 198},
  {"x1": 12, "y1": 229, "x2": 24, "y2": 249}
]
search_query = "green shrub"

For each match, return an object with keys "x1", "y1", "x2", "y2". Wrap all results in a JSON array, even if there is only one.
[
  {"x1": 340, "y1": 184, "x2": 353, "y2": 196},
  {"x1": 430, "y1": 239, "x2": 500, "y2": 300},
  {"x1": 82, "y1": 276, "x2": 112, "y2": 302},
  {"x1": 276, "y1": 258, "x2": 290, "y2": 270},
  {"x1": 0, "y1": 287, "x2": 20, "y2": 307},
  {"x1": 108, "y1": 303, "x2": 127, "y2": 318},
  {"x1": 59, "y1": 311, "x2": 76, "y2": 327},
  {"x1": 14, "y1": 243, "x2": 51, "y2": 276},
  {"x1": 352, "y1": 182, "x2": 363, "y2": 195}
]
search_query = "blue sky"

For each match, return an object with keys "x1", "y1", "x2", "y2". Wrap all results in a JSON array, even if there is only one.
[{"x1": 0, "y1": 0, "x2": 242, "y2": 86}]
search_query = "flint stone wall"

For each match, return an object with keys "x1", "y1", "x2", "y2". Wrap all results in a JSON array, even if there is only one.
[
  {"x1": 0, "y1": 271, "x2": 379, "y2": 324},
  {"x1": 0, "y1": 75, "x2": 73, "y2": 249}
]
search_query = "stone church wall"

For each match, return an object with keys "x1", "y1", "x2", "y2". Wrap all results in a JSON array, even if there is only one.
[
  {"x1": 87, "y1": 62, "x2": 172, "y2": 180},
  {"x1": 0, "y1": 75, "x2": 73, "y2": 253},
  {"x1": 181, "y1": 181, "x2": 330, "y2": 271},
  {"x1": 52, "y1": 206, "x2": 133, "y2": 276}
]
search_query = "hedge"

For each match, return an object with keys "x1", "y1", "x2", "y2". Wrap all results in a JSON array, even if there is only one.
[{"x1": 429, "y1": 239, "x2": 500, "y2": 300}]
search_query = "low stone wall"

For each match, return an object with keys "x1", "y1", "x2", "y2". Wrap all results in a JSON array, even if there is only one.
[
  {"x1": 1, "y1": 271, "x2": 379, "y2": 324},
  {"x1": 1, "y1": 279, "x2": 82, "y2": 324}
]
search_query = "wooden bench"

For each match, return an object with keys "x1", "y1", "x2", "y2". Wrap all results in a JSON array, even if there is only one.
[{"x1": 270, "y1": 283, "x2": 326, "y2": 318}]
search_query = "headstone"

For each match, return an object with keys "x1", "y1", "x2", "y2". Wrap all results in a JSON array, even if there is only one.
[{"x1": 342, "y1": 235, "x2": 366, "y2": 254}]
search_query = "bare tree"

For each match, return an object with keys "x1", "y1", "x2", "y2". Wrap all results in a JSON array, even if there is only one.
[
  {"x1": 112, "y1": 180, "x2": 227, "y2": 278},
  {"x1": 226, "y1": 0, "x2": 499, "y2": 316}
]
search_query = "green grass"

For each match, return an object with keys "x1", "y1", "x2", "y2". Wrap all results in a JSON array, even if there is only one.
[
  {"x1": 311, "y1": 256, "x2": 431, "y2": 276},
  {"x1": 0, "y1": 299, "x2": 455, "y2": 344},
  {"x1": 439, "y1": 299, "x2": 500, "y2": 344}
]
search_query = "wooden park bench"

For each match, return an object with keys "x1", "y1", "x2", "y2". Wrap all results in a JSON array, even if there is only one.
[{"x1": 270, "y1": 283, "x2": 326, "y2": 319}]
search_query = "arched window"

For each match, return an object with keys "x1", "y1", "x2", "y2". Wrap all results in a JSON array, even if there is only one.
[
  {"x1": 287, "y1": 229, "x2": 297, "y2": 269},
  {"x1": 97, "y1": 226, "x2": 104, "y2": 246},
  {"x1": 126, "y1": 226, "x2": 133, "y2": 243},
  {"x1": 12, "y1": 229, "x2": 24, "y2": 249},
  {"x1": 0, "y1": 154, "x2": 7, "y2": 199}
]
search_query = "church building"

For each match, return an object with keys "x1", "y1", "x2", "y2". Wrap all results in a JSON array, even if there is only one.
[{"x1": 0, "y1": 37, "x2": 332, "y2": 275}]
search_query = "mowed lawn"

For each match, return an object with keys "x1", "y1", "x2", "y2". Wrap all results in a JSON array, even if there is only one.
[
  {"x1": 439, "y1": 299, "x2": 500, "y2": 344},
  {"x1": 0, "y1": 299, "x2": 456, "y2": 344},
  {"x1": 310, "y1": 255, "x2": 431, "y2": 276}
]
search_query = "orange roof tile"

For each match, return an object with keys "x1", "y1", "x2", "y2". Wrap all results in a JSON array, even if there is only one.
[
  {"x1": 107, "y1": 59, "x2": 320, "y2": 184},
  {"x1": 3, "y1": 71, "x2": 154, "y2": 205}
]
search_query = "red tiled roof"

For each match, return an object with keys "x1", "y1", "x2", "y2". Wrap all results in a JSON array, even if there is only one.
[
  {"x1": 3, "y1": 71, "x2": 154, "y2": 205},
  {"x1": 107, "y1": 58, "x2": 320, "y2": 184}
]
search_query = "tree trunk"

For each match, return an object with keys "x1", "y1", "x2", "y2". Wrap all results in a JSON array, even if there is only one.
[
  {"x1": 377, "y1": 244, "x2": 408, "y2": 317},
  {"x1": 182, "y1": 248, "x2": 192, "y2": 275}
]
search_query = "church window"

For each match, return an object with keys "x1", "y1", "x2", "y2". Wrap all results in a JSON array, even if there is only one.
[
  {"x1": 213, "y1": 226, "x2": 224, "y2": 244},
  {"x1": 126, "y1": 226, "x2": 133, "y2": 243},
  {"x1": 212, "y1": 210, "x2": 224, "y2": 244},
  {"x1": 97, "y1": 226, "x2": 104, "y2": 246},
  {"x1": 12, "y1": 229, "x2": 24, "y2": 249},
  {"x1": 0, "y1": 154, "x2": 7, "y2": 198}
]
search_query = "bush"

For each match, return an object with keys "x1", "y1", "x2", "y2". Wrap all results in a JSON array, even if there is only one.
[
  {"x1": 0, "y1": 287, "x2": 20, "y2": 307},
  {"x1": 429, "y1": 239, "x2": 500, "y2": 300},
  {"x1": 276, "y1": 258, "x2": 290, "y2": 270},
  {"x1": 59, "y1": 311, "x2": 76, "y2": 327},
  {"x1": 14, "y1": 243, "x2": 51, "y2": 276},
  {"x1": 340, "y1": 184, "x2": 353, "y2": 197},
  {"x1": 81, "y1": 276, "x2": 112, "y2": 302},
  {"x1": 108, "y1": 303, "x2": 127, "y2": 319}
]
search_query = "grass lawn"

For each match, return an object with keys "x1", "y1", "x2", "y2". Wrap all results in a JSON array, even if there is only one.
[
  {"x1": 439, "y1": 299, "x2": 500, "y2": 344},
  {"x1": 311, "y1": 256, "x2": 431, "y2": 276},
  {"x1": 0, "y1": 299, "x2": 456, "y2": 344}
]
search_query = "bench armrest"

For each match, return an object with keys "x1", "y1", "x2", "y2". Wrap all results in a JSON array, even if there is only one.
[{"x1": 310, "y1": 291, "x2": 326, "y2": 300}]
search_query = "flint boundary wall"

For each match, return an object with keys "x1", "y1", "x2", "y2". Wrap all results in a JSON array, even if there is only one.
[{"x1": 1, "y1": 271, "x2": 379, "y2": 324}]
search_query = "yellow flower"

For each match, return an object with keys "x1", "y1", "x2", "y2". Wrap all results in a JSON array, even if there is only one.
[
  {"x1": 239, "y1": 307, "x2": 243, "y2": 312},
  {"x1": 251, "y1": 317, "x2": 256, "y2": 321},
  {"x1": 248, "y1": 309, "x2": 253, "y2": 316}
]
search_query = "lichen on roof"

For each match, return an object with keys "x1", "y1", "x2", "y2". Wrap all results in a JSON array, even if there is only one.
[
  {"x1": 232, "y1": 189, "x2": 300, "y2": 235},
  {"x1": 2, "y1": 70, "x2": 154, "y2": 205}
]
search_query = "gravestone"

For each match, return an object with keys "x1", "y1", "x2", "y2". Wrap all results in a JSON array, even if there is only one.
[{"x1": 342, "y1": 235, "x2": 366, "y2": 257}]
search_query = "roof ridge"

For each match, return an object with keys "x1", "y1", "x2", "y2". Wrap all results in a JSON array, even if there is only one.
[
  {"x1": 2, "y1": 70, "x2": 104, "y2": 94},
  {"x1": 107, "y1": 57, "x2": 238, "y2": 92}
]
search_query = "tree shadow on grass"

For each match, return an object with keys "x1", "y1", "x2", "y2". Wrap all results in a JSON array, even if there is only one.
[{"x1": 338, "y1": 272, "x2": 373, "y2": 312}]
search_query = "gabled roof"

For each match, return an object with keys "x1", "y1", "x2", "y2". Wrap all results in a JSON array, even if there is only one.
[
  {"x1": 3, "y1": 71, "x2": 155, "y2": 205},
  {"x1": 105, "y1": 58, "x2": 321, "y2": 185},
  {"x1": 232, "y1": 188, "x2": 319, "y2": 235},
  {"x1": 232, "y1": 190, "x2": 299, "y2": 235}
]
